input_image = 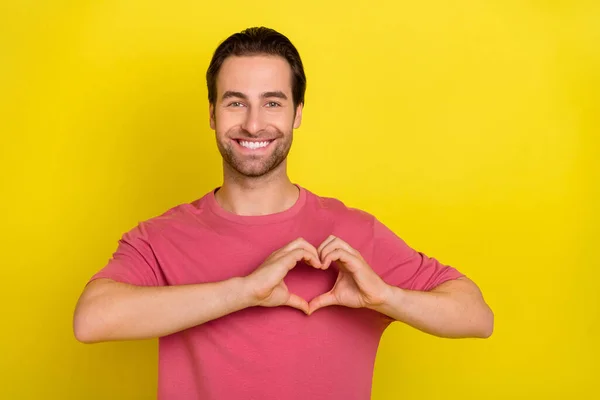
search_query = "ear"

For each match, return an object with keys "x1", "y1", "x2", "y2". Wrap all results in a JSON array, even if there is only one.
[
  {"x1": 209, "y1": 104, "x2": 216, "y2": 130},
  {"x1": 293, "y1": 103, "x2": 303, "y2": 129}
]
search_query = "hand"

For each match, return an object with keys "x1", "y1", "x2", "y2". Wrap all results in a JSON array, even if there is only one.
[
  {"x1": 308, "y1": 235, "x2": 392, "y2": 315},
  {"x1": 244, "y1": 237, "x2": 325, "y2": 314}
]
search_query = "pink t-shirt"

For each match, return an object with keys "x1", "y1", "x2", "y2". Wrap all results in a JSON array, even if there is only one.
[{"x1": 89, "y1": 185, "x2": 464, "y2": 399}]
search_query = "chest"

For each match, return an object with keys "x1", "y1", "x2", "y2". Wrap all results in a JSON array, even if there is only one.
[{"x1": 150, "y1": 219, "x2": 370, "y2": 303}]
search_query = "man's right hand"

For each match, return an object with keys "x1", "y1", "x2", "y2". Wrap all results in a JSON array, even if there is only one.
[{"x1": 243, "y1": 238, "x2": 325, "y2": 314}]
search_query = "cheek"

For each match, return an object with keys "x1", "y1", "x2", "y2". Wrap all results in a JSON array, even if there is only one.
[
  {"x1": 214, "y1": 112, "x2": 240, "y2": 132},
  {"x1": 267, "y1": 111, "x2": 296, "y2": 128}
]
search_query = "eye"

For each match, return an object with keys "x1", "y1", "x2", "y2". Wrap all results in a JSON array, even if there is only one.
[
  {"x1": 228, "y1": 101, "x2": 244, "y2": 107},
  {"x1": 266, "y1": 101, "x2": 281, "y2": 108}
]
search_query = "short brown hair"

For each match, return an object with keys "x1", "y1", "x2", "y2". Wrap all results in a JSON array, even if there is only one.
[{"x1": 206, "y1": 27, "x2": 307, "y2": 107}]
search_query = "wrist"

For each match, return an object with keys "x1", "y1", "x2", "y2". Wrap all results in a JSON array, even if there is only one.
[
  {"x1": 234, "y1": 276, "x2": 260, "y2": 308},
  {"x1": 369, "y1": 283, "x2": 404, "y2": 315}
]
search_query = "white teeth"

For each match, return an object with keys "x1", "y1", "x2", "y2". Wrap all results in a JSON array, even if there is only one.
[{"x1": 239, "y1": 140, "x2": 271, "y2": 149}]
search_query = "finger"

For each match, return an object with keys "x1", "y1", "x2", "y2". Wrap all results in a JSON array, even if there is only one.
[
  {"x1": 320, "y1": 237, "x2": 360, "y2": 264},
  {"x1": 285, "y1": 238, "x2": 322, "y2": 267},
  {"x1": 289, "y1": 248, "x2": 322, "y2": 270},
  {"x1": 317, "y1": 235, "x2": 337, "y2": 258},
  {"x1": 286, "y1": 293, "x2": 309, "y2": 314},
  {"x1": 308, "y1": 291, "x2": 338, "y2": 315},
  {"x1": 322, "y1": 248, "x2": 361, "y2": 272}
]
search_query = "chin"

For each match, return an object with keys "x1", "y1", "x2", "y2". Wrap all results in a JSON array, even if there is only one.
[
  {"x1": 228, "y1": 158, "x2": 286, "y2": 179},
  {"x1": 235, "y1": 165, "x2": 277, "y2": 178}
]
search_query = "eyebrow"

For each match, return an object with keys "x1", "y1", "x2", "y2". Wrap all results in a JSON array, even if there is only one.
[{"x1": 221, "y1": 90, "x2": 288, "y2": 101}]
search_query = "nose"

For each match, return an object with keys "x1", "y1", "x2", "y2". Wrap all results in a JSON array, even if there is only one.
[{"x1": 241, "y1": 106, "x2": 265, "y2": 135}]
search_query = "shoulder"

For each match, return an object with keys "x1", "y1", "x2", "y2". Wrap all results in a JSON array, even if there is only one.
[
  {"x1": 303, "y1": 187, "x2": 377, "y2": 229},
  {"x1": 302, "y1": 187, "x2": 404, "y2": 255},
  {"x1": 120, "y1": 191, "x2": 213, "y2": 241}
]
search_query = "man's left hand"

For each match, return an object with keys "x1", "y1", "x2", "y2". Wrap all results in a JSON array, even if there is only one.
[{"x1": 308, "y1": 235, "x2": 392, "y2": 315}]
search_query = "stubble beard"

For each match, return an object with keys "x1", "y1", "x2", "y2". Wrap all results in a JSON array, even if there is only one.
[{"x1": 216, "y1": 126, "x2": 293, "y2": 178}]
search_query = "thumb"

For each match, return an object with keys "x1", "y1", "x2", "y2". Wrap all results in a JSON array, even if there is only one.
[
  {"x1": 308, "y1": 291, "x2": 338, "y2": 315},
  {"x1": 285, "y1": 293, "x2": 309, "y2": 315}
]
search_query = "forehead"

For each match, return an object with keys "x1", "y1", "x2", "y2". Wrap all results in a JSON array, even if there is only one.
[{"x1": 216, "y1": 55, "x2": 293, "y2": 97}]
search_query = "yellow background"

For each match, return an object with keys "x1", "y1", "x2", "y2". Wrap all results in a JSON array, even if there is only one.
[{"x1": 2, "y1": 1, "x2": 598, "y2": 399}]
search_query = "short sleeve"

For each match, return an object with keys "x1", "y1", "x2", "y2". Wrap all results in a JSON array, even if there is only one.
[
  {"x1": 369, "y1": 218, "x2": 465, "y2": 291},
  {"x1": 88, "y1": 222, "x2": 164, "y2": 287}
]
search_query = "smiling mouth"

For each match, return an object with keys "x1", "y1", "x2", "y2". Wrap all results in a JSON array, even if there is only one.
[{"x1": 235, "y1": 139, "x2": 274, "y2": 150}]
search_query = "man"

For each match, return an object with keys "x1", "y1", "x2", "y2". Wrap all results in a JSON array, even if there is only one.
[{"x1": 73, "y1": 26, "x2": 493, "y2": 400}]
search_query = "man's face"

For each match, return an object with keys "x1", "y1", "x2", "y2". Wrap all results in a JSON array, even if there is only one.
[{"x1": 210, "y1": 55, "x2": 303, "y2": 178}]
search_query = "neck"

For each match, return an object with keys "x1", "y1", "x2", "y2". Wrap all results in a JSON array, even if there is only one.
[{"x1": 215, "y1": 161, "x2": 299, "y2": 216}]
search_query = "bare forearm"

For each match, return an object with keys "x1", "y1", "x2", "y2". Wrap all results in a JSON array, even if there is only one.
[
  {"x1": 372, "y1": 278, "x2": 494, "y2": 338},
  {"x1": 73, "y1": 277, "x2": 253, "y2": 343}
]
